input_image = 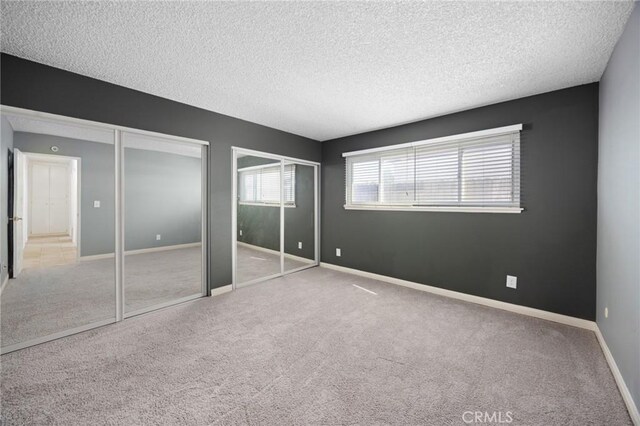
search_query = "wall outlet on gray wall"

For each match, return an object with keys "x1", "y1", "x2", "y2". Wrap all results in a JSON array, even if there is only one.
[
  {"x1": 604, "y1": 307, "x2": 608, "y2": 318},
  {"x1": 239, "y1": 230, "x2": 242, "y2": 236},
  {"x1": 298, "y1": 241, "x2": 302, "y2": 249},
  {"x1": 156, "y1": 234, "x2": 161, "y2": 241},
  {"x1": 93, "y1": 200, "x2": 100, "y2": 208},
  {"x1": 506, "y1": 275, "x2": 517, "y2": 289},
  {"x1": 336, "y1": 248, "x2": 341, "y2": 257}
]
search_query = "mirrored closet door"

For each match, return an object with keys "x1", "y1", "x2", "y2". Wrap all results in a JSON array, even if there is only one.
[
  {"x1": 1, "y1": 111, "x2": 116, "y2": 353},
  {"x1": 233, "y1": 148, "x2": 319, "y2": 288},
  {"x1": 0, "y1": 106, "x2": 208, "y2": 354},
  {"x1": 123, "y1": 132, "x2": 206, "y2": 316}
]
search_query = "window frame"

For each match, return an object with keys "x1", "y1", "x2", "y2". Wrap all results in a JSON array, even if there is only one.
[
  {"x1": 343, "y1": 125, "x2": 523, "y2": 214},
  {"x1": 238, "y1": 163, "x2": 296, "y2": 208}
]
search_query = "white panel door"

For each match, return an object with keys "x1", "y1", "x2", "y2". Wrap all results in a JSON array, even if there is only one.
[
  {"x1": 30, "y1": 163, "x2": 50, "y2": 235},
  {"x1": 48, "y1": 165, "x2": 69, "y2": 233}
]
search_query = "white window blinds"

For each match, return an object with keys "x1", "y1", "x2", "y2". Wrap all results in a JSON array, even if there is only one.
[
  {"x1": 239, "y1": 164, "x2": 295, "y2": 205},
  {"x1": 344, "y1": 125, "x2": 522, "y2": 212}
]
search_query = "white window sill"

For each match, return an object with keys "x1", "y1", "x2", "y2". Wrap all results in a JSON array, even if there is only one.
[
  {"x1": 239, "y1": 202, "x2": 296, "y2": 208},
  {"x1": 343, "y1": 205, "x2": 523, "y2": 214}
]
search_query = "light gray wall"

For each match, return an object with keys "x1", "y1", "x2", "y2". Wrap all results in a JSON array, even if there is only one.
[
  {"x1": 13, "y1": 133, "x2": 203, "y2": 256},
  {"x1": 124, "y1": 148, "x2": 201, "y2": 251},
  {"x1": 597, "y1": 4, "x2": 639, "y2": 412},
  {"x1": 0, "y1": 116, "x2": 14, "y2": 283},
  {"x1": 14, "y1": 132, "x2": 115, "y2": 256}
]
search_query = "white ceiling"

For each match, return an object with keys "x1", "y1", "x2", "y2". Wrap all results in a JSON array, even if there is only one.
[{"x1": 0, "y1": 1, "x2": 634, "y2": 141}]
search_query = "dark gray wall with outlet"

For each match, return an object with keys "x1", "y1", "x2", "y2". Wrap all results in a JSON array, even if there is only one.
[
  {"x1": 1, "y1": 115, "x2": 14, "y2": 284},
  {"x1": 13, "y1": 133, "x2": 202, "y2": 256},
  {"x1": 597, "y1": 4, "x2": 639, "y2": 411},
  {"x1": 236, "y1": 156, "x2": 315, "y2": 259},
  {"x1": 1, "y1": 54, "x2": 322, "y2": 290},
  {"x1": 322, "y1": 84, "x2": 599, "y2": 320}
]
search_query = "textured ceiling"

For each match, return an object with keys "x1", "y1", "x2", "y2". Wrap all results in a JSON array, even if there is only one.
[{"x1": 0, "y1": 1, "x2": 634, "y2": 141}]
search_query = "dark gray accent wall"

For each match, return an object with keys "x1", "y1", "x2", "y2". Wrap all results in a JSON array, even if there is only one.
[
  {"x1": 322, "y1": 84, "x2": 599, "y2": 320},
  {"x1": 1, "y1": 54, "x2": 321, "y2": 290},
  {"x1": 14, "y1": 132, "x2": 115, "y2": 257},
  {"x1": 597, "y1": 4, "x2": 639, "y2": 413},
  {"x1": 1, "y1": 115, "x2": 14, "y2": 283},
  {"x1": 236, "y1": 156, "x2": 315, "y2": 259}
]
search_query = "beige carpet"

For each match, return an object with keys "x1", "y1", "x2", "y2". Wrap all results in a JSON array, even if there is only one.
[
  {"x1": 235, "y1": 243, "x2": 314, "y2": 284},
  {"x1": 0, "y1": 267, "x2": 631, "y2": 425}
]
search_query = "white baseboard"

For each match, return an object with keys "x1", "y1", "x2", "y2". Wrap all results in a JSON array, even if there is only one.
[
  {"x1": 80, "y1": 242, "x2": 202, "y2": 262},
  {"x1": 594, "y1": 326, "x2": 640, "y2": 425},
  {"x1": 211, "y1": 284, "x2": 233, "y2": 297},
  {"x1": 320, "y1": 262, "x2": 639, "y2": 423},
  {"x1": 237, "y1": 241, "x2": 315, "y2": 265},
  {"x1": 320, "y1": 262, "x2": 596, "y2": 330}
]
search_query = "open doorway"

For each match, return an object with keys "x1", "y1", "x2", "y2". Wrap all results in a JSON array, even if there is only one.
[{"x1": 19, "y1": 153, "x2": 80, "y2": 272}]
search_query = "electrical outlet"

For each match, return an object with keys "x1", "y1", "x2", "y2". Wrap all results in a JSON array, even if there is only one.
[
  {"x1": 156, "y1": 234, "x2": 161, "y2": 241},
  {"x1": 93, "y1": 200, "x2": 100, "y2": 208},
  {"x1": 239, "y1": 230, "x2": 243, "y2": 236},
  {"x1": 506, "y1": 275, "x2": 517, "y2": 289},
  {"x1": 298, "y1": 242, "x2": 302, "y2": 249},
  {"x1": 336, "y1": 248, "x2": 341, "y2": 257},
  {"x1": 604, "y1": 307, "x2": 609, "y2": 318}
]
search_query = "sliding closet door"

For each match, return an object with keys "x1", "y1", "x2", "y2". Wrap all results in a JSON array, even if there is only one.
[
  {"x1": 122, "y1": 132, "x2": 204, "y2": 316},
  {"x1": 1, "y1": 112, "x2": 116, "y2": 353},
  {"x1": 283, "y1": 161, "x2": 317, "y2": 273},
  {"x1": 235, "y1": 154, "x2": 283, "y2": 285}
]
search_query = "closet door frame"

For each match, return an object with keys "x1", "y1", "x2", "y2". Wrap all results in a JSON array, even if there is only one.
[
  {"x1": 0, "y1": 105, "x2": 210, "y2": 354},
  {"x1": 231, "y1": 147, "x2": 320, "y2": 290}
]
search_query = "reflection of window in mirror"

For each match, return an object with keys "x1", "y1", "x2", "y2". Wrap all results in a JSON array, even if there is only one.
[{"x1": 238, "y1": 164, "x2": 295, "y2": 207}]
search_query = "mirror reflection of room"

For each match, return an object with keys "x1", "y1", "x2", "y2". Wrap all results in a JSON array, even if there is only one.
[
  {"x1": 235, "y1": 154, "x2": 282, "y2": 284},
  {"x1": 283, "y1": 161, "x2": 315, "y2": 273},
  {"x1": 123, "y1": 133, "x2": 203, "y2": 315},
  {"x1": 1, "y1": 113, "x2": 116, "y2": 350}
]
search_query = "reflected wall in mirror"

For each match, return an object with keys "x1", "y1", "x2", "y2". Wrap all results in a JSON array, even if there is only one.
[
  {"x1": 235, "y1": 154, "x2": 282, "y2": 284},
  {"x1": 283, "y1": 161, "x2": 316, "y2": 273},
  {"x1": 123, "y1": 133, "x2": 204, "y2": 315},
  {"x1": 1, "y1": 113, "x2": 116, "y2": 350}
]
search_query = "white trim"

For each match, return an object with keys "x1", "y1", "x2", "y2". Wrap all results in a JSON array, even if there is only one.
[
  {"x1": 1, "y1": 318, "x2": 115, "y2": 355},
  {"x1": 342, "y1": 124, "x2": 523, "y2": 157},
  {"x1": 211, "y1": 284, "x2": 233, "y2": 297},
  {"x1": 79, "y1": 242, "x2": 202, "y2": 261},
  {"x1": 594, "y1": 326, "x2": 640, "y2": 425},
  {"x1": 237, "y1": 241, "x2": 315, "y2": 265},
  {"x1": 320, "y1": 262, "x2": 596, "y2": 330},
  {"x1": 123, "y1": 293, "x2": 202, "y2": 319},
  {"x1": 239, "y1": 201, "x2": 296, "y2": 208},
  {"x1": 1, "y1": 105, "x2": 209, "y2": 146},
  {"x1": 344, "y1": 205, "x2": 523, "y2": 214}
]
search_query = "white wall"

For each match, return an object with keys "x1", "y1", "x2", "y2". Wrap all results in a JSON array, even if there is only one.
[{"x1": 597, "y1": 3, "x2": 639, "y2": 416}]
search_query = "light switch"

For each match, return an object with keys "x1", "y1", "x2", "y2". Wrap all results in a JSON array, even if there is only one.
[{"x1": 93, "y1": 200, "x2": 101, "y2": 208}]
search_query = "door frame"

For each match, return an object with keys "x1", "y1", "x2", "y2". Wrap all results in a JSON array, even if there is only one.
[
  {"x1": 231, "y1": 147, "x2": 321, "y2": 289},
  {"x1": 24, "y1": 153, "x2": 82, "y2": 259},
  {"x1": 0, "y1": 104, "x2": 210, "y2": 355}
]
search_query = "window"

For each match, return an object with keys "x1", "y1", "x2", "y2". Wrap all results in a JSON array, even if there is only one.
[
  {"x1": 239, "y1": 164, "x2": 295, "y2": 206},
  {"x1": 344, "y1": 125, "x2": 522, "y2": 213}
]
